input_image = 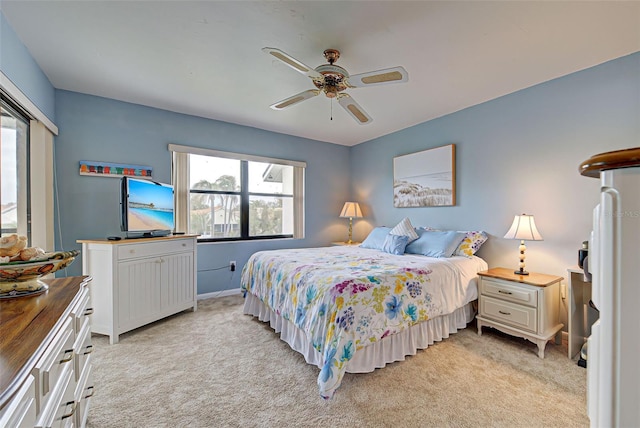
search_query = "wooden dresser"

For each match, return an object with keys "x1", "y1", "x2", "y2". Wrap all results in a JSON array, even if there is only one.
[{"x1": 0, "y1": 276, "x2": 93, "y2": 428}]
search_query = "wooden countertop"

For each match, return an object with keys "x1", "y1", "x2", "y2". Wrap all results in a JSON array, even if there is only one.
[
  {"x1": 478, "y1": 267, "x2": 563, "y2": 287},
  {"x1": 0, "y1": 275, "x2": 91, "y2": 409},
  {"x1": 579, "y1": 147, "x2": 640, "y2": 178},
  {"x1": 77, "y1": 234, "x2": 198, "y2": 244}
]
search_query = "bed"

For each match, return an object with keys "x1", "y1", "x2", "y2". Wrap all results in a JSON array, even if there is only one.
[{"x1": 241, "y1": 243, "x2": 488, "y2": 399}]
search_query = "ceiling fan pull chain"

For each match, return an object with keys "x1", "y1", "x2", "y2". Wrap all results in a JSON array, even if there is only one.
[{"x1": 330, "y1": 97, "x2": 333, "y2": 121}]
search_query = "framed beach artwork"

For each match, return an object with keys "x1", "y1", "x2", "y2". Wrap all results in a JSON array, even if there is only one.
[
  {"x1": 79, "y1": 160, "x2": 153, "y2": 179},
  {"x1": 393, "y1": 144, "x2": 456, "y2": 207}
]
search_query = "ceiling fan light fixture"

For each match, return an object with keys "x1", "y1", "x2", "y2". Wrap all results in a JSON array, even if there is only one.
[
  {"x1": 324, "y1": 86, "x2": 339, "y2": 98},
  {"x1": 263, "y1": 47, "x2": 407, "y2": 124}
]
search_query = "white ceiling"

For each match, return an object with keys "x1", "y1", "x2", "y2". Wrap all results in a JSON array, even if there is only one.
[{"x1": 2, "y1": 1, "x2": 639, "y2": 146}]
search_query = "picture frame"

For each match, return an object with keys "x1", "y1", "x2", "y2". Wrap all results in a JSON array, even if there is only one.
[
  {"x1": 79, "y1": 160, "x2": 153, "y2": 179},
  {"x1": 393, "y1": 144, "x2": 456, "y2": 207}
]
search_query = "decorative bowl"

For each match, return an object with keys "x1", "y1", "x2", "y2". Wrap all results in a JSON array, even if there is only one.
[{"x1": 0, "y1": 250, "x2": 79, "y2": 298}]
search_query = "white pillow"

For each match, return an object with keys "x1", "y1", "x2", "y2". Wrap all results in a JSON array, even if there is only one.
[{"x1": 389, "y1": 217, "x2": 419, "y2": 243}]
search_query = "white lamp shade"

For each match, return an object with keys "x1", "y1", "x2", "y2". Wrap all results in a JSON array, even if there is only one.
[
  {"x1": 339, "y1": 202, "x2": 363, "y2": 218},
  {"x1": 503, "y1": 214, "x2": 543, "y2": 241}
]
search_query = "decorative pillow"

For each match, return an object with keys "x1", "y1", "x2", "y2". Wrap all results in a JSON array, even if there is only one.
[
  {"x1": 381, "y1": 234, "x2": 409, "y2": 255},
  {"x1": 360, "y1": 227, "x2": 391, "y2": 250},
  {"x1": 405, "y1": 229, "x2": 465, "y2": 258},
  {"x1": 453, "y1": 230, "x2": 489, "y2": 257},
  {"x1": 389, "y1": 217, "x2": 419, "y2": 243}
]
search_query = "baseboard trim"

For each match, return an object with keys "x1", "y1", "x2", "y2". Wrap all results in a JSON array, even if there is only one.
[{"x1": 197, "y1": 288, "x2": 243, "y2": 300}]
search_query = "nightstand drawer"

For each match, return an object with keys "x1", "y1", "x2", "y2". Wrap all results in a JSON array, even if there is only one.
[
  {"x1": 480, "y1": 295, "x2": 537, "y2": 332},
  {"x1": 480, "y1": 278, "x2": 537, "y2": 307}
]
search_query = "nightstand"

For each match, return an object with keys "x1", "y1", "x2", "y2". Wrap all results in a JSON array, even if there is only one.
[
  {"x1": 476, "y1": 267, "x2": 563, "y2": 358},
  {"x1": 331, "y1": 241, "x2": 361, "y2": 246}
]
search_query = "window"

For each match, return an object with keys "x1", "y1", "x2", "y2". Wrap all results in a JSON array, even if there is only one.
[
  {"x1": 1, "y1": 97, "x2": 30, "y2": 242},
  {"x1": 170, "y1": 145, "x2": 305, "y2": 242}
]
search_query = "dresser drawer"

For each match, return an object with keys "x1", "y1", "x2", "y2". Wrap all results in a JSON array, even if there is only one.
[
  {"x1": 35, "y1": 363, "x2": 75, "y2": 428},
  {"x1": 74, "y1": 356, "x2": 94, "y2": 428},
  {"x1": 480, "y1": 278, "x2": 538, "y2": 307},
  {"x1": 34, "y1": 317, "x2": 75, "y2": 411},
  {"x1": 0, "y1": 374, "x2": 37, "y2": 428},
  {"x1": 74, "y1": 316, "x2": 93, "y2": 379},
  {"x1": 117, "y1": 239, "x2": 194, "y2": 260},
  {"x1": 70, "y1": 287, "x2": 93, "y2": 333},
  {"x1": 480, "y1": 295, "x2": 537, "y2": 333}
]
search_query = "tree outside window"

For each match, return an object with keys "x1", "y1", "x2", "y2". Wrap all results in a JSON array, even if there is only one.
[{"x1": 188, "y1": 155, "x2": 293, "y2": 241}]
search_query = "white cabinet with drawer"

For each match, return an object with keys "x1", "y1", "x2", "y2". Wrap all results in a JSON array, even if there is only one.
[
  {"x1": 476, "y1": 267, "x2": 563, "y2": 358},
  {"x1": 78, "y1": 235, "x2": 198, "y2": 344}
]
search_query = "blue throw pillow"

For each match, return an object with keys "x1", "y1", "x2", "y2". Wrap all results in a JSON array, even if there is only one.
[
  {"x1": 360, "y1": 227, "x2": 391, "y2": 250},
  {"x1": 381, "y1": 234, "x2": 409, "y2": 255},
  {"x1": 405, "y1": 229, "x2": 466, "y2": 258}
]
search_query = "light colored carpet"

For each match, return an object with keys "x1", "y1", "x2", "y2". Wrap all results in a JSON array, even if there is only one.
[{"x1": 87, "y1": 295, "x2": 588, "y2": 427}]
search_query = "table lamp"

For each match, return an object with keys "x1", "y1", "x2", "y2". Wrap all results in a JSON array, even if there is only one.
[
  {"x1": 503, "y1": 214, "x2": 543, "y2": 275},
  {"x1": 339, "y1": 202, "x2": 363, "y2": 244}
]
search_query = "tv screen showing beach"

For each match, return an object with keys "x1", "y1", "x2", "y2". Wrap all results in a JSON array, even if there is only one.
[{"x1": 126, "y1": 178, "x2": 175, "y2": 231}]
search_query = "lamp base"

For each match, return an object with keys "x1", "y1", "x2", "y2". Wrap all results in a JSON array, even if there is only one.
[{"x1": 514, "y1": 269, "x2": 530, "y2": 275}]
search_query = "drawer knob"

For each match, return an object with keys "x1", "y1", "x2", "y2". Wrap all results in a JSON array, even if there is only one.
[
  {"x1": 61, "y1": 401, "x2": 77, "y2": 419},
  {"x1": 59, "y1": 349, "x2": 74, "y2": 364},
  {"x1": 84, "y1": 344, "x2": 94, "y2": 355},
  {"x1": 84, "y1": 307, "x2": 94, "y2": 316},
  {"x1": 498, "y1": 290, "x2": 513, "y2": 295},
  {"x1": 84, "y1": 385, "x2": 95, "y2": 399},
  {"x1": 498, "y1": 310, "x2": 512, "y2": 316}
]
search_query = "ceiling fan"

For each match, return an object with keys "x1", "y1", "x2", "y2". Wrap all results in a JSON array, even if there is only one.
[{"x1": 263, "y1": 47, "x2": 409, "y2": 125}]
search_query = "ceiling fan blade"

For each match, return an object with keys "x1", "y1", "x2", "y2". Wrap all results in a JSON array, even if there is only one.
[
  {"x1": 337, "y1": 94, "x2": 372, "y2": 125},
  {"x1": 269, "y1": 89, "x2": 320, "y2": 110},
  {"x1": 262, "y1": 47, "x2": 323, "y2": 80},
  {"x1": 347, "y1": 66, "x2": 408, "y2": 88}
]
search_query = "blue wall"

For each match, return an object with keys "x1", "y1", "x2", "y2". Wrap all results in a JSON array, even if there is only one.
[
  {"x1": 0, "y1": 12, "x2": 55, "y2": 121},
  {"x1": 53, "y1": 91, "x2": 351, "y2": 293},
  {"x1": 351, "y1": 52, "x2": 640, "y2": 279},
  {"x1": 3, "y1": 6, "x2": 639, "y2": 295}
]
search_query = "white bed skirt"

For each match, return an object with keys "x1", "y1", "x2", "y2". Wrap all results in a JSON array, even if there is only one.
[{"x1": 243, "y1": 293, "x2": 475, "y2": 373}]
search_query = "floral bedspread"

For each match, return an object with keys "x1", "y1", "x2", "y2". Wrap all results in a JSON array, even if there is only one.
[{"x1": 241, "y1": 246, "x2": 484, "y2": 399}]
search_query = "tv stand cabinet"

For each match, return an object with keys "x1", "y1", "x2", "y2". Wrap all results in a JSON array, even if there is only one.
[{"x1": 77, "y1": 235, "x2": 198, "y2": 344}]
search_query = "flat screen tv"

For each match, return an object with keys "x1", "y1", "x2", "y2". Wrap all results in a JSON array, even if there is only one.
[{"x1": 120, "y1": 177, "x2": 175, "y2": 238}]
